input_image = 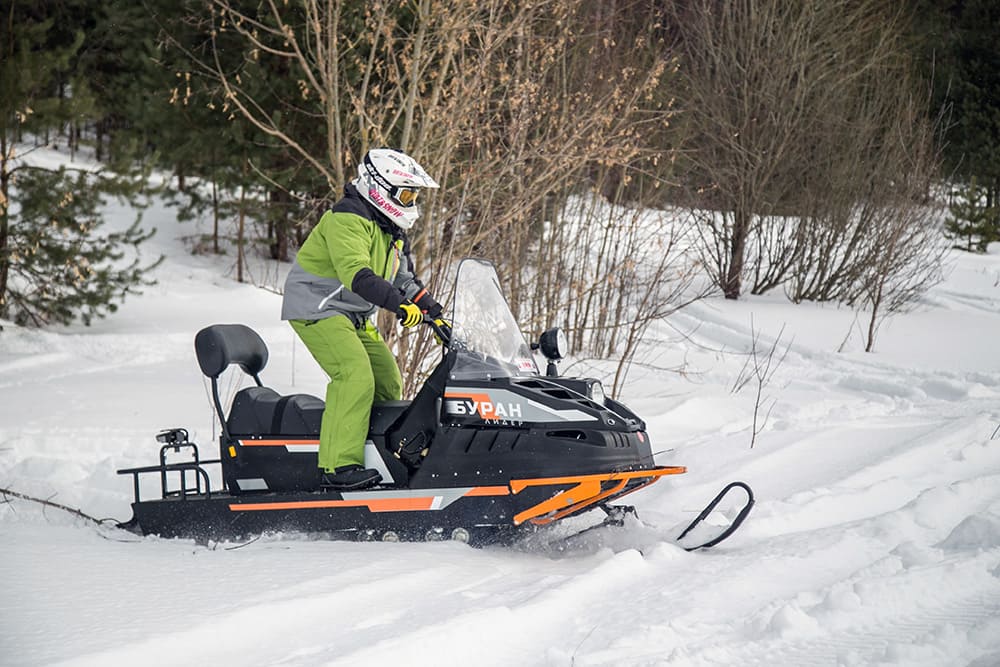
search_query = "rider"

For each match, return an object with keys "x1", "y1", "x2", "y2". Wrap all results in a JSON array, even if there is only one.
[{"x1": 281, "y1": 148, "x2": 447, "y2": 491}]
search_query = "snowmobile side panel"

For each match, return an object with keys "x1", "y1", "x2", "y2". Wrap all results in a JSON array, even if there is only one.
[{"x1": 121, "y1": 467, "x2": 684, "y2": 544}]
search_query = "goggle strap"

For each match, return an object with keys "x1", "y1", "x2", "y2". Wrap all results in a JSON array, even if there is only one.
[{"x1": 364, "y1": 156, "x2": 419, "y2": 207}]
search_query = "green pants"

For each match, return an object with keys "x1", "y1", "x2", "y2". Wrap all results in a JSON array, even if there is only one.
[{"x1": 290, "y1": 315, "x2": 402, "y2": 471}]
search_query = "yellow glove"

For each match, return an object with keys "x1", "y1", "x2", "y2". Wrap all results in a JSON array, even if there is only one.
[
  {"x1": 396, "y1": 302, "x2": 423, "y2": 328},
  {"x1": 432, "y1": 318, "x2": 452, "y2": 345}
]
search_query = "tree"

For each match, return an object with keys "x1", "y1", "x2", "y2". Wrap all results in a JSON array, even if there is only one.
[
  {"x1": 166, "y1": 0, "x2": 688, "y2": 391},
  {"x1": 3, "y1": 167, "x2": 159, "y2": 326},
  {"x1": 669, "y1": 0, "x2": 936, "y2": 301},
  {"x1": 944, "y1": 179, "x2": 999, "y2": 252},
  {"x1": 0, "y1": 2, "x2": 159, "y2": 327},
  {"x1": 922, "y1": 0, "x2": 1000, "y2": 209}
]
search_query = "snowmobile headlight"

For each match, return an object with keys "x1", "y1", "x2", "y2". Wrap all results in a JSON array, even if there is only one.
[
  {"x1": 589, "y1": 381, "x2": 606, "y2": 406},
  {"x1": 538, "y1": 327, "x2": 567, "y2": 360}
]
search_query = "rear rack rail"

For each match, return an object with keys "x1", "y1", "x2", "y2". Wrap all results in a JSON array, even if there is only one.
[{"x1": 117, "y1": 428, "x2": 220, "y2": 503}]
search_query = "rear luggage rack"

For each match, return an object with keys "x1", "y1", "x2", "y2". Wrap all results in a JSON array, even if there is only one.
[{"x1": 117, "y1": 428, "x2": 220, "y2": 503}]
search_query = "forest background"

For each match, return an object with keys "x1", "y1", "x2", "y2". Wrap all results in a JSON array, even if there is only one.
[{"x1": 3, "y1": 0, "x2": 999, "y2": 390}]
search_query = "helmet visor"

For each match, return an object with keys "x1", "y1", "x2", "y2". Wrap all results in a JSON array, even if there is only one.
[{"x1": 393, "y1": 186, "x2": 420, "y2": 207}]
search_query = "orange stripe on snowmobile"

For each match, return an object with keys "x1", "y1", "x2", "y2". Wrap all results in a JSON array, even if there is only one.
[
  {"x1": 513, "y1": 477, "x2": 603, "y2": 524},
  {"x1": 229, "y1": 496, "x2": 435, "y2": 512},
  {"x1": 237, "y1": 439, "x2": 320, "y2": 447},
  {"x1": 225, "y1": 470, "x2": 681, "y2": 518},
  {"x1": 530, "y1": 478, "x2": 629, "y2": 526},
  {"x1": 463, "y1": 486, "x2": 511, "y2": 496},
  {"x1": 508, "y1": 467, "x2": 684, "y2": 494},
  {"x1": 443, "y1": 392, "x2": 495, "y2": 419},
  {"x1": 511, "y1": 467, "x2": 686, "y2": 526},
  {"x1": 531, "y1": 474, "x2": 674, "y2": 526}
]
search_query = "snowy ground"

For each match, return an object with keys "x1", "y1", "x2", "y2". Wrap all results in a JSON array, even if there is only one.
[{"x1": 3, "y1": 152, "x2": 1000, "y2": 666}]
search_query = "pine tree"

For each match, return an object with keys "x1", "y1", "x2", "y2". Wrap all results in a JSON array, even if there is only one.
[
  {"x1": 0, "y1": 2, "x2": 160, "y2": 327},
  {"x1": 5, "y1": 168, "x2": 159, "y2": 326},
  {"x1": 945, "y1": 180, "x2": 999, "y2": 253},
  {"x1": 916, "y1": 0, "x2": 1000, "y2": 212},
  {"x1": 151, "y1": 0, "x2": 326, "y2": 267}
]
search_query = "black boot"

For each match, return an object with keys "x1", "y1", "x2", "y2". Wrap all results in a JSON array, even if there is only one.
[{"x1": 320, "y1": 465, "x2": 382, "y2": 491}]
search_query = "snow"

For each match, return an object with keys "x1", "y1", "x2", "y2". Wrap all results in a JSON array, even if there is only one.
[{"x1": 3, "y1": 149, "x2": 1000, "y2": 666}]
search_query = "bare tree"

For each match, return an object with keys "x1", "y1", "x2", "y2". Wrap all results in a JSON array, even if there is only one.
[
  {"x1": 856, "y1": 119, "x2": 947, "y2": 352},
  {"x1": 175, "y1": 0, "x2": 688, "y2": 391},
  {"x1": 669, "y1": 0, "x2": 926, "y2": 301},
  {"x1": 784, "y1": 57, "x2": 947, "y2": 351},
  {"x1": 731, "y1": 318, "x2": 790, "y2": 448},
  {"x1": 537, "y1": 192, "x2": 709, "y2": 397}
]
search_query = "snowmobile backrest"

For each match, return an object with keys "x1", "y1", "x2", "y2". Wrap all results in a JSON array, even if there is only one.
[
  {"x1": 195, "y1": 324, "x2": 270, "y2": 443},
  {"x1": 195, "y1": 324, "x2": 269, "y2": 380}
]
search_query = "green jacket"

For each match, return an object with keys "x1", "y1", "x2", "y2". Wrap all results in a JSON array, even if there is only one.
[{"x1": 281, "y1": 186, "x2": 422, "y2": 322}]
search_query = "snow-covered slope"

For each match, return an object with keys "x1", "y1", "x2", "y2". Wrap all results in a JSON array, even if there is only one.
[{"x1": 2, "y1": 152, "x2": 1000, "y2": 666}]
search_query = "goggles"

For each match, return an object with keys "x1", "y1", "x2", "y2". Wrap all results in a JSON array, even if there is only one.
[
  {"x1": 392, "y1": 186, "x2": 420, "y2": 207},
  {"x1": 364, "y1": 155, "x2": 421, "y2": 208}
]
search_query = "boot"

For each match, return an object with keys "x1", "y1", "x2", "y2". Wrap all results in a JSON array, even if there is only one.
[{"x1": 320, "y1": 465, "x2": 382, "y2": 491}]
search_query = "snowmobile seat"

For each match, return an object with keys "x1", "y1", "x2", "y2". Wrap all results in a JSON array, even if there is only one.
[
  {"x1": 195, "y1": 324, "x2": 325, "y2": 436},
  {"x1": 196, "y1": 324, "x2": 327, "y2": 493},
  {"x1": 227, "y1": 387, "x2": 325, "y2": 436}
]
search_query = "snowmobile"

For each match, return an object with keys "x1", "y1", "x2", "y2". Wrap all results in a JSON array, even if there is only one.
[{"x1": 117, "y1": 259, "x2": 753, "y2": 548}]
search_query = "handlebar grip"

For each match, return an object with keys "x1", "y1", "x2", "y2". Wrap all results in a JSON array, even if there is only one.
[{"x1": 424, "y1": 315, "x2": 452, "y2": 346}]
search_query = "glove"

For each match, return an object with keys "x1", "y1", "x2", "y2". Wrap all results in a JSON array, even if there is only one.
[
  {"x1": 396, "y1": 302, "x2": 423, "y2": 328},
  {"x1": 431, "y1": 318, "x2": 452, "y2": 345},
  {"x1": 412, "y1": 288, "x2": 443, "y2": 319}
]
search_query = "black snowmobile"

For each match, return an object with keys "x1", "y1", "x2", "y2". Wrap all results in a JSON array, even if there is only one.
[{"x1": 118, "y1": 259, "x2": 753, "y2": 547}]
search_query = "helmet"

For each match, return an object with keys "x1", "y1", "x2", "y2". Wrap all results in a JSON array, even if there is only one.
[{"x1": 353, "y1": 148, "x2": 439, "y2": 230}]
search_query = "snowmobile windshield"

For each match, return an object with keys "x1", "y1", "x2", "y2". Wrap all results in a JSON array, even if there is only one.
[{"x1": 448, "y1": 259, "x2": 540, "y2": 380}]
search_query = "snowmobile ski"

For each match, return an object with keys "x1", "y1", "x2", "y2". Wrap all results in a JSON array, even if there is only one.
[{"x1": 675, "y1": 481, "x2": 755, "y2": 551}]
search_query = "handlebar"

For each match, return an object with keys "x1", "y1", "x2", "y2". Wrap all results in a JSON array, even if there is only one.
[{"x1": 425, "y1": 315, "x2": 452, "y2": 346}]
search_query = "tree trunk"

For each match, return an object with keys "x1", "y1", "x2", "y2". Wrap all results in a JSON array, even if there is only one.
[
  {"x1": 212, "y1": 176, "x2": 220, "y2": 254},
  {"x1": 237, "y1": 161, "x2": 247, "y2": 283},
  {"x1": 269, "y1": 189, "x2": 289, "y2": 261},
  {"x1": 95, "y1": 118, "x2": 104, "y2": 162},
  {"x1": 724, "y1": 208, "x2": 750, "y2": 299},
  {"x1": 865, "y1": 281, "x2": 883, "y2": 352},
  {"x1": 0, "y1": 135, "x2": 10, "y2": 316}
]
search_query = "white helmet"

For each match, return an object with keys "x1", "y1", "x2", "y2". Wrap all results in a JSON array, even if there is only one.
[{"x1": 353, "y1": 148, "x2": 439, "y2": 230}]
